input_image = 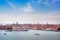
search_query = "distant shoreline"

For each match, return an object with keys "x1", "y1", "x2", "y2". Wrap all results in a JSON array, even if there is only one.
[{"x1": 0, "y1": 29, "x2": 60, "y2": 32}]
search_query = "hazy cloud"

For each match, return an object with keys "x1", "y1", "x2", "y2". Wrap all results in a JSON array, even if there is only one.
[
  {"x1": 6, "y1": 0, "x2": 16, "y2": 12},
  {"x1": 31, "y1": 0, "x2": 59, "y2": 7},
  {"x1": 21, "y1": 3, "x2": 34, "y2": 13},
  {"x1": 0, "y1": 11, "x2": 60, "y2": 24},
  {"x1": 0, "y1": 0, "x2": 60, "y2": 24}
]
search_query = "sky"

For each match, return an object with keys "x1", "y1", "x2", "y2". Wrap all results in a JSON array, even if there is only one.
[{"x1": 0, "y1": 0, "x2": 60, "y2": 24}]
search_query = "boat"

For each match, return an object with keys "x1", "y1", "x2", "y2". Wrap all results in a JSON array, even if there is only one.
[
  {"x1": 4, "y1": 33, "x2": 7, "y2": 35},
  {"x1": 35, "y1": 34, "x2": 40, "y2": 35}
]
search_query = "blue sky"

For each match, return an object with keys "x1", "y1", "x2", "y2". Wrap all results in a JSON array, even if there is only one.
[{"x1": 0, "y1": 0, "x2": 60, "y2": 24}]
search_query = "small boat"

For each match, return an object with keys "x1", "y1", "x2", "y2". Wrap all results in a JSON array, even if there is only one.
[
  {"x1": 35, "y1": 34, "x2": 40, "y2": 35},
  {"x1": 4, "y1": 33, "x2": 7, "y2": 35}
]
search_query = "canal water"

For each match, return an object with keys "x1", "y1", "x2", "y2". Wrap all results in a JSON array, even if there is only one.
[{"x1": 0, "y1": 30, "x2": 60, "y2": 40}]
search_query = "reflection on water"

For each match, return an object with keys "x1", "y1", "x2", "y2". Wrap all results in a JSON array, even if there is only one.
[{"x1": 0, "y1": 30, "x2": 60, "y2": 40}]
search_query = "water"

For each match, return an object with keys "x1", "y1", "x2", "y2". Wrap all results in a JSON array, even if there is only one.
[{"x1": 0, "y1": 30, "x2": 60, "y2": 40}]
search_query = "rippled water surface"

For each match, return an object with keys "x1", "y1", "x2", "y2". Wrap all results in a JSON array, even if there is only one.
[{"x1": 0, "y1": 30, "x2": 60, "y2": 40}]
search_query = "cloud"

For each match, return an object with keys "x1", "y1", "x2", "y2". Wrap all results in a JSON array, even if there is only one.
[
  {"x1": 52, "y1": 0, "x2": 58, "y2": 4},
  {"x1": 44, "y1": 0, "x2": 58, "y2": 5},
  {"x1": 0, "y1": 0, "x2": 60, "y2": 24},
  {"x1": 0, "y1": 11, "x2": 60, "y2": 24},
  {"x1": 21, "y1": 3, "x2": 34, "y2": 14},
  {"x1": 31, "y1": 0, "x2": 42, "y2": 6},
  {"x1": 6, "y1": 0, "x2": 16, "y2": 12},
  {"x1": 31, "y1": 0, "x2": 59, "y2": 7}
]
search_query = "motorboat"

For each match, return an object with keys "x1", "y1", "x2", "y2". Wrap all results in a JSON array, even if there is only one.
[
  {"x1": 35, "y1": 33, "x2": 40, "y2": 35},
  {"x1": 4, "y1": 33, "x2": 7, "y2": 35}
]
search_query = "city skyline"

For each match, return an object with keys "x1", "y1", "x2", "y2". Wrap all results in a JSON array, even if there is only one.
[{"x1": 0, "y1": 0, "x2": 60, "y2": 24}]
